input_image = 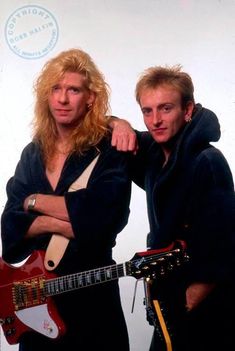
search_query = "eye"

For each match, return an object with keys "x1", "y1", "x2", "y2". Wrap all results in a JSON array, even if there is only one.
[
  {"x1": 51, "y1": 85, "x2": 60, "y2": 92},
  {"x1": 162, "y1": 104, "x2": 173, "y2": 113},
  {"x1": 68, "y1": 86, "x2": 81, "y2": 94},
  {"x1": 142, "y1": 107, "x2": 152, "y2": 116}
]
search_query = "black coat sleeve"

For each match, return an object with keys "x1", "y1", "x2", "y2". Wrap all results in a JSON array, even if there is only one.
[
  {"x1": 1, "y1": 144, "x2": 41, "y2": 262},
  {"x1": 187, "y1": 147, "x2": 235, "y2": 284},
  {"x1": 129, "y1": 131, "x2": 157, "y2": 189}
]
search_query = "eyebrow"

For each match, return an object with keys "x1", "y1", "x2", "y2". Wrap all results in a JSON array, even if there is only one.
[
  {"x1": 141, "y1": 103, "x2": 174, "y2": 110},
  {"x1": 52, "y1": 83, "x2": 85, "y2": 90}
]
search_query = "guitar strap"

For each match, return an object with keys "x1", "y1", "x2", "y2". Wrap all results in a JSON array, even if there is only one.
[
  {"x1": 144, "y1": 278, "x2": 173, "y2": 351},
  {"x1": 152, "y1": 299, "x2": 173, "y2": 351},
  {"x1": 44, "y1": 154, "x2": 100, "y2": 271}
]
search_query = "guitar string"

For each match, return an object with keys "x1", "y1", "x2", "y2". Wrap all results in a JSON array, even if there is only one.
[
  {"x1": 14, "y1": 248, "x2": 185, "y2": 303},
  {"x1": 14, "y1": 248, "x2": 184, "y2": 301}
]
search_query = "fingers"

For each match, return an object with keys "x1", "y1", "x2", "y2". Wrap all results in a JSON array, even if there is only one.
[
  {"x1": 110, "y1": 117, "x2": 138, "y2": 153},
  {"x1": 128, "y1": 134, "x2": 139, "y2": 153},
  {"x1": 185, "y1": 282, "x2": 216, "y2": 311},
  {"x1": 111, "y1": 131, "x2": 138, "y2": 153}
]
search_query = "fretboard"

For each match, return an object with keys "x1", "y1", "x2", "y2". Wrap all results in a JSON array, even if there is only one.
[{"x1": 45, "y1": 262, "x2": 127, "y2": 296}]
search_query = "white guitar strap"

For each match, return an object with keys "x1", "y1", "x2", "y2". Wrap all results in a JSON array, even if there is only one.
[{"x1": 44, "y1": 154, "x2": 100, "y2": 271}]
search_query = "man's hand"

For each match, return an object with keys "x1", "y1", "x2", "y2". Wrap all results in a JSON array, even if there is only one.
[
  {"x1": 110, "y1": 117, "x2": 138, "y2": 154},
  {"x1": 186, "y1": 282, "x2": 216, "y2": 311}
]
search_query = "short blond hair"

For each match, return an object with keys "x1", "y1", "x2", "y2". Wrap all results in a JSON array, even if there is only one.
[{"x1": 136, "y1": 64, "x2": 195, "y2": 107}]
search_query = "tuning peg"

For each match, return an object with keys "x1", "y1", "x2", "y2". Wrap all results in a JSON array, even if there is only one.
[
  {"x1": 167, "y1": 263, "x2": 174, "y2": 270},
  {"x1": 175, "y1": 257, "x2": 180, "y2": 263}
]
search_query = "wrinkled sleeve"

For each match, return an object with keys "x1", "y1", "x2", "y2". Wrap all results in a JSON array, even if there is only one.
[
  {"x1": 188, "y1": 148, "x2": 235, "y2": 284},
  {"x1": 64, "y1": 147, "x2": 131, "y2": 251},
  {"x1": 1, "y1": 145, "x2": 39, "y2": 262},
  {"x1": 129, "y1": 131, "x2": 154, "y2": 189}
]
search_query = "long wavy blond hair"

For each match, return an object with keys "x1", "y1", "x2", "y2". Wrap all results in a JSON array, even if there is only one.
[{"x1": 33, "y1": 48, "x2": 111, "y2": 162}]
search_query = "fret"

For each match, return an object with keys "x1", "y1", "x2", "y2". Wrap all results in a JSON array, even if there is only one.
[
  {"x1": 85, "y1": 272, "x2": 91, "y2": 285},
  {"x1": 78, "y1": 274, "x2": 84, "y2": 287},
  {"x1": 67, "y1": 275, "x2": 74, "y2": 289},
  {"x1": 49, "y1": 281, "x2": 54, "y2": 294},
  {"x1": 104, "y1": 267, "x2": 112, "y2": 280},
  {"x1": 45, "y1": 262, "x2": 127, "y2": 297},
  {"x1": 47, "y1": 279, "x2": 59, "y2": 295},
  {"x1": 54, "y1": 279, "x2": 59, "y2": 293},
  {"x1": 94, "y1": 270, "x2": 101, "y2": 282},
  {"x1": 117, "y1": 263, "x2": 125, "y2": 278},
  {"x1": 59, "y1": 277, "x2": 64, "y2": 291},
  {"x1": 89, "y1": 270, "x2": 97, "y2": 285},
  {"x1": 112, "y1": 265, "x2": 119, "y2": 280}
]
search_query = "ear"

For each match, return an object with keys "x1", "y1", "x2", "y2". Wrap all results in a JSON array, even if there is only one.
[
  {"x1": 184, "y1": 101, "x2": 194, "y2": 122},
  {"x1": 87, "y1": 91, "x2": 96, "y2": 105}
]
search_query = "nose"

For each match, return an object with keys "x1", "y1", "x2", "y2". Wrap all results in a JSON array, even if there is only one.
[
  {"x1": 152, "y1": 110, "x2": 162, "y2": 125},
  {"x1": 58, "y1": 89, "x2": 69, "y2": 104}
]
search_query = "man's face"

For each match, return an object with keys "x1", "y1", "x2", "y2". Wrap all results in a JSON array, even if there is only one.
[
  {"x1": 48, "y1": 72, "x2": 94, "y2": 129},
  {"x1": 140, "y1": 84, "x2": 193, "y2": 144}
]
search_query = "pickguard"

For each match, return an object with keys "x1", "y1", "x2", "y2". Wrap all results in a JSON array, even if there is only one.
[{"x1": 15, "y1": 304, "x2": 59, "y2": 338}]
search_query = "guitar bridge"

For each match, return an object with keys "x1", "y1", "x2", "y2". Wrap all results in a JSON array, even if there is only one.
[{"x1": 12, "y1": 277, "x2": 46, "y2": 310}]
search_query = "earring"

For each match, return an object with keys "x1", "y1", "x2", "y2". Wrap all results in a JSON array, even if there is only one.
[{"x1": 186, "y1": 116, "x2": 192, "y2": 123}]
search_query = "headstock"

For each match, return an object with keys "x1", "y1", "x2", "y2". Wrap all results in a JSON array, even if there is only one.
[{"x1": 126, "y1": 240, "x2": 189, "y2": 279}]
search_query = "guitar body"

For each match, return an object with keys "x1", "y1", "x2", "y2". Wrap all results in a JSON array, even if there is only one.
[{"x1": 0, "y1": 251, "x2": 66, "y2": 345}]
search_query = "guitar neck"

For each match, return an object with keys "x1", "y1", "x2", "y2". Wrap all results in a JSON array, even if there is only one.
[{"x1": 45, "y1": 262, "x2": 129, "y2": 297}]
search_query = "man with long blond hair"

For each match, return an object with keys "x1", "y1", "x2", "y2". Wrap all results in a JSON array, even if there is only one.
[{"x1": 1, "y1": 48, "x2": 131, "y2": 351}]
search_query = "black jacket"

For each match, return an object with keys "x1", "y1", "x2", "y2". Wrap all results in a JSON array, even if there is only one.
[{"x1": 131, "y1": 104, "x2": 235, "y2": 284}]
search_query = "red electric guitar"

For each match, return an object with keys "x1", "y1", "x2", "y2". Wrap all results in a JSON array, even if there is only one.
[{"x1": 0, "y1": 240, "x2": 188, "y2": 345}]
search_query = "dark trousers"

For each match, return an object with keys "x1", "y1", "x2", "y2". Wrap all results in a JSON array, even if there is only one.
[{"x1": 149, "y1": 285, "x2": 234, "y2": 351}]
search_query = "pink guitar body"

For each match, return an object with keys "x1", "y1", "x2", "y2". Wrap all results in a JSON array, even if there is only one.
[{"x1": 0, "y1": 251, "x2": 66, "y2": 345}]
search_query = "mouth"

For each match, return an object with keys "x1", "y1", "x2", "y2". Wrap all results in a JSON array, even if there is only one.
[
  {"x1": 56, "y1": 108, "x2": 71, "y2": 112},
  {"x1": 55, "y1": 109, "x2": 72, "y2": 115},
  {"x1": 152, "y1": 127, "x2": 166, "y2": 133}
]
